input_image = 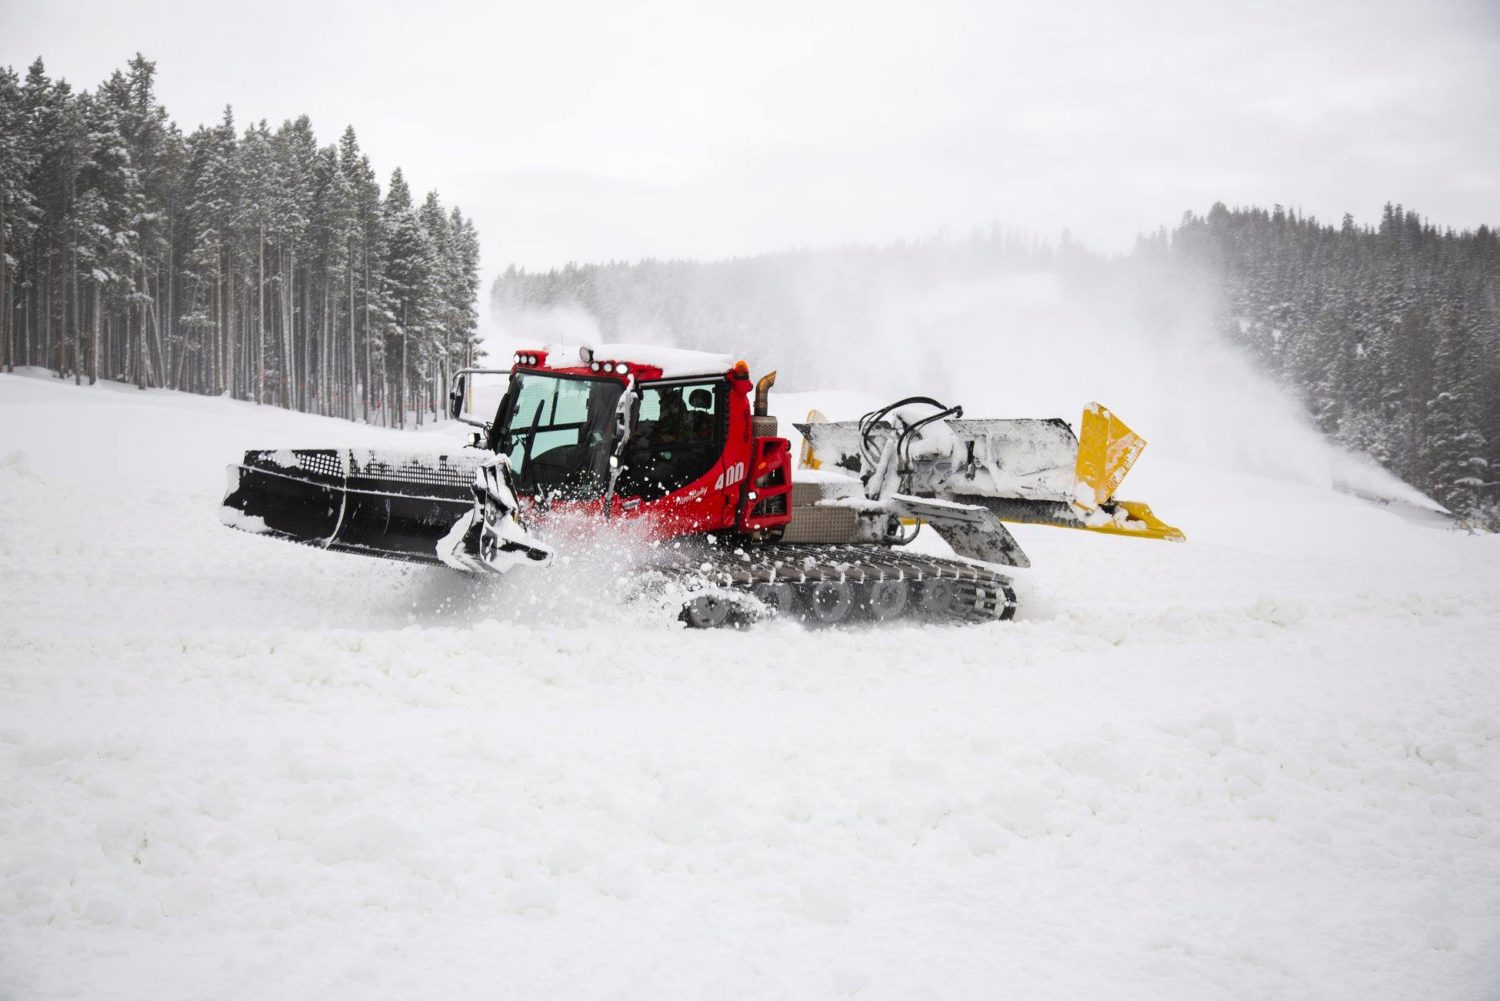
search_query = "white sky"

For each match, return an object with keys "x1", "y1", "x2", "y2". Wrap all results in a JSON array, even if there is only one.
[{"x1": 3, "y1": 0, "x2": 1498, "y2": 280}]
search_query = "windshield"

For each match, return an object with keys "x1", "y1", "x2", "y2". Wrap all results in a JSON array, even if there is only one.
[{"x1": 495, "y1": 372, "x2": 624, "y2": 498}]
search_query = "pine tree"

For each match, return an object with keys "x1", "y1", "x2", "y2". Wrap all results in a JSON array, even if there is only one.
[
  {"x1": 306, "y1": 141, "x2": 348, "y2": 415},
  {"x1": 417, "y1": 189, "x2": 454, "y2": 419},
  {"x1": 1425, "y1": 306, "x2": 1489, "y2": 520},
  {"x1": 450, "y1": 206, "x2": 482, "y2": 371},
  {"x1": 236, "y1": 120, "x2": 276, "y2": 403},
  {"x1": 339, "y1": 128, "x2": 384, "y2": 423},
  {"x1": 22, "y1": 60, "x2": 72, "y2": 375},
  {"x1": 270, "y1": 115, "x2": 316, "y2": 409},
  {"x1": 95, "y1": 56, "x2": 172, "y2": 389},
  {"x1": 0, "y1": 65, "x2": 40, "y2": 373},
  {"x1": 381, "y1": 168, "x2": 432, "y2": 427},
  {"x1": 181, "y1": 107, "x2": 239, "y2": 395}
]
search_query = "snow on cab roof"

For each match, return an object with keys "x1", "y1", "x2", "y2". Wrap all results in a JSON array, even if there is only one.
[{"x1": 542, "y1": 343, "x2": 738, "y2": 379}]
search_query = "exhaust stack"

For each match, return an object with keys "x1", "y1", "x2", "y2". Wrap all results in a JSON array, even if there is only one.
[{"x1": 754, "y1": 370, "x2": 777, "y2": 416}]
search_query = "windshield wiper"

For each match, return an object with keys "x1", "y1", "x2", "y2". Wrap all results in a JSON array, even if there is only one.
[{"x1": 516, "y1": 398, "x2": 546, "y2": 491}]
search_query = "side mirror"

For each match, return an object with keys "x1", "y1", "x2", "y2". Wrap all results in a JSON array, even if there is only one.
[{"x1": 448, "y1": 374, "x2": 467, "y2": 421}]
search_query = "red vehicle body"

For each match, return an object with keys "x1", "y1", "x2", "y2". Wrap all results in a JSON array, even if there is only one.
[{"x1": 472, "y1": 347, "x2": 794, "y2": 546}]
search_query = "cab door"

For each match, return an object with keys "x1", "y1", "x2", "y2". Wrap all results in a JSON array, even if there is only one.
[{"x1": 615, "y1": 378, "x2": 732, "y2": 531}]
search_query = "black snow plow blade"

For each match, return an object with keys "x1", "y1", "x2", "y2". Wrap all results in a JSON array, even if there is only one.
[{"x1": 220, "y1": 448, "x2": 481, "y2": 565}]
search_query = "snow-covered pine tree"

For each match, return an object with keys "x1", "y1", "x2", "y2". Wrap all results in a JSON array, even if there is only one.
[
  {"x1": 338, "y1": 129, "x2": 385, "y2": 423},
  {"x1": 0, "y1": 65, "x2": 41, "y2": 374},
  {"x1": 1425, "y1": 305, "x2": 1489, "y2": 522},
  {"x1": 235, "y1": 121, "x2": 277, "y2": 404},
  {"x1": 306, "y1": 141, "x2": 346, "y2": 416},
  {"x1": 417, "y1": 190, "x2": 453, "y2": 420},
  {"x1": 450, "y1": 206, "x2": 482, "y2": 372},
  {"x1": 380, "y1": 168, "x2": 432, "y2": 428},
  {"x1": 269, "y1": 116, "x2": 315, "y2": 410},
  {"x1": 21, "y1": 61, "x2": 69, "y2": 376},
  {"x1": 181, "y1": 107, "x2": 239, "y2": 396}
]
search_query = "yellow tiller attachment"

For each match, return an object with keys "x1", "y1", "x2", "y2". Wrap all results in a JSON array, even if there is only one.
[{"x1": 1071, "y1": 403, "x2": 1185, "y2": 541}]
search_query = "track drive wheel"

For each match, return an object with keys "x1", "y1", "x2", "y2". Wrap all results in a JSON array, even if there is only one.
[
  {"x1": 866, "y1": 579, "x2": 910, "y2": 621},
  {"x1": 805, "y1": 580, "x2": 855, "y2": 625},
  {"x1": 681, "y1": 593, "x2": 733, "y2": 629},
  {"x1": 751, "y1": 582, "x2": 797, "y2": 618},
  {"x1": 917, "y1": 578, "x2": 957, "y2": 618}
]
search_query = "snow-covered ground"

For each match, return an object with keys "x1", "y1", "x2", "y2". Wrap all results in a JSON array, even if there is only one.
[{"x1": 2, "y1": 369, "x2": 1498, "y2": 1000}]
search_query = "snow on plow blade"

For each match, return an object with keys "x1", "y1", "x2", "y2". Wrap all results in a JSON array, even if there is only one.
[{"x1": 219, "y1": 448, "x2": 480, "y2": 565}]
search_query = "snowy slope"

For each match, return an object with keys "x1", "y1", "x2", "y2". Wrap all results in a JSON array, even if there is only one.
[{"x1": 1, "y1": 370, "x2": 1498, "y2": 1001}]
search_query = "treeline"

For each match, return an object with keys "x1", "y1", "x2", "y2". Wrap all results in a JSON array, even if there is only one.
[
  {"x1": 490, "y1": 209, "x2": 1498, "y2": 523},
  {"x1": 1139, "y1": 203, "x2": 1497, "y2": 522},
  {"x1": 0, "y1": 55, "x2": 481, "y2": 427}
]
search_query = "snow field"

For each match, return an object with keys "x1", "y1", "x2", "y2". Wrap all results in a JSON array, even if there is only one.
[{"x1": 1, "y1": 371, "x2": 1498, "y2": 1000}]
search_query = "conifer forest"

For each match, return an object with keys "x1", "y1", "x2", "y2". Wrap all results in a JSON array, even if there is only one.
[
  {"x1": 0, "y1": 55, "x2": 481, "y2": 427},
  {"x1": 493, "y1": 207, "x2": 1499, "y2": 524}
]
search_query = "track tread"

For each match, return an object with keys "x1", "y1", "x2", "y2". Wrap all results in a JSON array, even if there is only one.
[{"x1": 651, "y1": 542, "x2": 1016, "y2": 626}]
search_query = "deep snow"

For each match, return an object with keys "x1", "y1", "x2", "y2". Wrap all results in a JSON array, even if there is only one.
[{"x1": 1, "y1": 370, "x2": 1498, "y2": 1000}]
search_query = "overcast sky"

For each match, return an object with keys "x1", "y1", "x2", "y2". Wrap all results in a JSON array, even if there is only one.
[{"x1": 3, "y1": 0, "x2": 1497, "y2": 281}]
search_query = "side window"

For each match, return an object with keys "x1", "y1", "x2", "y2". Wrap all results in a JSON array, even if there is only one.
[{"x1": 618, "y1": 380, "x2": 725, "y2": 500}]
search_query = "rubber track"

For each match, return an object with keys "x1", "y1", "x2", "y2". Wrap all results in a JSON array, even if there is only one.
[{"x1": 647, "y1": 542, "x2": 1016, "y2": 625}]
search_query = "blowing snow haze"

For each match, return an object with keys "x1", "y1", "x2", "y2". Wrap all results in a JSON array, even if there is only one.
[{"x1": 3, "y1": 0, "x2": 1497, "y2": 270}]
